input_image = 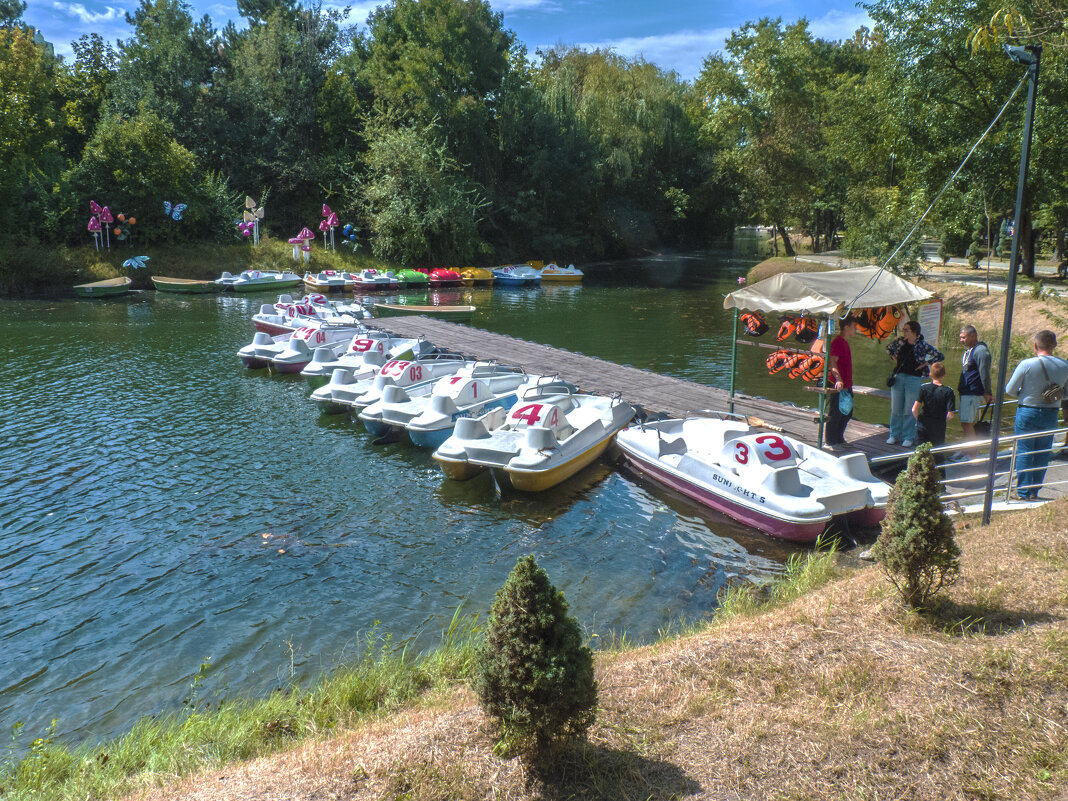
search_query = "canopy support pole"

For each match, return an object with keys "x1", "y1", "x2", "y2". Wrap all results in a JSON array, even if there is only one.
[
  {"x1": 817, "y1": 316, "x2": 829, "y2": 447},
  {"x1": 729, "y1": 308, "x2": 739, "y2": 415}
]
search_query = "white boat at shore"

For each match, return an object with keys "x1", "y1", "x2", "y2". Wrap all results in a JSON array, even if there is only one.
[
  {"x1": 615, "y1": 414, "x2": 889, "y2": 542},
  {"x1": 433, "y1": 382, "x2": 634, "y2": 491}
]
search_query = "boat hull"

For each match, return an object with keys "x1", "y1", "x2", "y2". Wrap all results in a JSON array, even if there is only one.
[
  {"x1": 232, "y1": 279, "x2": 302, "y2": 292},
  {"x1": 503, "y1": 435, "x2": 615, "y2": 492},
  {"x1": 151, "y1": 276, "x2": 217, "y2": 293},
  {"x1": 74, "y1": 277, "x2": 132, "y2": 297},
  {"x1": 618, "y1": 446, "x2": 827, "y2": 543}
]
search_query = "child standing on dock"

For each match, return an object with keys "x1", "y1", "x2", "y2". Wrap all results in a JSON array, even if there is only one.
[{"x1": 912, "y1": 362, "x2": 956, "y2": 448}]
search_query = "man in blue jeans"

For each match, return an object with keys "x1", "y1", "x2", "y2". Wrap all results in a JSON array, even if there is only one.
[{"x1": 1005, "y1": 330, "x2": 1068, "y2": 499}]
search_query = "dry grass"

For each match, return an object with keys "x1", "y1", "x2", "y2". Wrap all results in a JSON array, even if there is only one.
[
  {"x1": 919, "y1": 279, "x2": 1068, "y2": 345},
  {"x1": 131, "y1": 501, "x2": 1068, "y2": 801},
  {"x1": 747, "y1": 258, "x2": 837, "y2": 284}
]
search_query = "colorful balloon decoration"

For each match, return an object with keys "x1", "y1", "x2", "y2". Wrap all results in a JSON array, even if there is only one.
[{"x1": 340, "y1": 223, "x2": 360, "y2": 252}]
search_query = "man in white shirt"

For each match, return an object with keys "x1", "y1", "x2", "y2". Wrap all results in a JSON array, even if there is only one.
[{"x1": 1005, "y1": 330, "x2": 1068, "y2": 499}]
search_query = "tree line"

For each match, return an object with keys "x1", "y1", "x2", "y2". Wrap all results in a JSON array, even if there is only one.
[{"x1": 1, "y1": 0, "x2": 1066, "y2": 272}]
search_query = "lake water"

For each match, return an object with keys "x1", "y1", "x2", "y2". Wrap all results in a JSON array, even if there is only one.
[{"x1": 0, "y1": 253, "x2": 901, "y2": 747}]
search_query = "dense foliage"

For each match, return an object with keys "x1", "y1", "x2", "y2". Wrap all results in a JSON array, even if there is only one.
[
  {"x1": 872, "y1": 444, "x2": 961, "y2": 608},
  {"x1": 4, "y1": 0, "x2": 1068, "y2": 270},
  {"x1": 473, "y1": 555, "x2": 597, "y2": 759}
]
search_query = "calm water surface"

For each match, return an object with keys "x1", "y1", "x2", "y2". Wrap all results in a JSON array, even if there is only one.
[{"x1": 0, "y1": 254, "x2": 904, "y2": 747}]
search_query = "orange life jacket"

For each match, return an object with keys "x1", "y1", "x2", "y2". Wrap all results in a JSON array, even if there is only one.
[
  {"x1": 855, "y1": 306, "x2": 903, "y2": 340},
  {"x1": 795, "y1": 354, "x2": 826, "y2": 382},
  {"x1": 781, "y1": 352, "x2": 809, "y2": 375},
  {"x1": 741, "y1": 311, "x2": 769, "y2": 337},
  {"x1": 766, "y1": 349, "x2": 792, "y2": 374},
  {"x1": 793, "y1": 316, "x2": 820, "y2": 344},
  {"x1": 777, "y1": 317, "x2": 795, "y2": 342}
]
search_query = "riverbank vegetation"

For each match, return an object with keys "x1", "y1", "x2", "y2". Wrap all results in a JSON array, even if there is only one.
[
  {"x1": 3, "y1": 498, "x2": 1065, "y2": 800},
  {"x1": 4, "y1": 0, "x2": 1068, "y2": 294}
]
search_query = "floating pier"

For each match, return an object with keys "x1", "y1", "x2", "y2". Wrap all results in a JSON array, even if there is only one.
[{"x1": 366, "y1": 316, "x2": 900, "y2": 462}]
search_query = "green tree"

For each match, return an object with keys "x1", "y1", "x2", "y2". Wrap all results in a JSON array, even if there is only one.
[
  {"x1": 107, "y1": 0, "x2": 218, "y2": 156},
  {"x1": 871, "y1": 444, "x2": 961, "y2": 608},
  {"x1": 56, "y1": 34, "x2": 119, "y2": 161},
  {"x1": 361, "y1": 122, "x2": 488, "y2": 265},
  {"x1": 0, "y1": 24, "x2": 61, "y2": 240},
  {"x1": 473, "y1": 555, "x2": 597, "y2": 759},
  {"x1": 65, "y1": 110, "x2": 233, "y2": 243},
  {"x1": 0, "y1": 0, "x2": 25, "y2": 26}
]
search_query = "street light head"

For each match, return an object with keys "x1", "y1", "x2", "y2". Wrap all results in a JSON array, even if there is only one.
[{"x1": 1004, "y1": 44, "x2": 1041, "y2": 66}]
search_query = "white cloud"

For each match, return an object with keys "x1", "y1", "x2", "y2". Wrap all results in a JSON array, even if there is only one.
[
  {"x1": 572, "y1": 28, "x2": 734, "y2": 81},
  {"x1": 51, "y1": 2, "x2": 123, "y2": 25},
  {"x1": 807, "y1": 9, "x2": 874, "y2": 41}
]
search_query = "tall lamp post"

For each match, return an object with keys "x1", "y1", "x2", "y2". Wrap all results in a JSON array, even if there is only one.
[{"x1": 982, "y1": 44, "x2": 1042, "y2": 525}]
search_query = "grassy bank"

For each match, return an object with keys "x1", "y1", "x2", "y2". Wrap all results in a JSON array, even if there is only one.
[{"x1": 0, "y1": 240, "x2": 396, "y2": 297}]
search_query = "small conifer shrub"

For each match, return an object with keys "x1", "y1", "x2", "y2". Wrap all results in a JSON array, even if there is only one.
[
  {"x1": 473, "y1": 555, "x2": 597, "y2": 758},
  {"x1": 872, "y1": 443, "x2": 960, "y2": 608}
]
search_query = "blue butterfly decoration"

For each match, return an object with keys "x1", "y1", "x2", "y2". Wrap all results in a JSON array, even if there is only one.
[
  {"x1": 163, "y1": 201, "x2": 188, "y2": 221},
  {"x1": 123, "y1": 256, "x2": 150, "y2": 270}
]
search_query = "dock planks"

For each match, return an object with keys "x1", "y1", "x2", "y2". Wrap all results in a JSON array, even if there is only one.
[{"x1": 367, "y1": 316, "x2": 902, "y2": 463}]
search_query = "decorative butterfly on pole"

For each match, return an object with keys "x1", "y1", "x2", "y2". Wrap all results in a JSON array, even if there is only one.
[
  {"x1": 244, "y1": 196, "x2": 265, "y2": 245},
  {"x1": 123, "y1": 256, "x2": 150, "y2": 270},
  {"x1": 163, "y1": 201, "x2": 188, "y2": 221}
]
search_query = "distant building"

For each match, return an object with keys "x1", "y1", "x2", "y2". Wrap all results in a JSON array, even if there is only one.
[{"x1": 29, "y1": 27, "x2": 55, "y2": 59}]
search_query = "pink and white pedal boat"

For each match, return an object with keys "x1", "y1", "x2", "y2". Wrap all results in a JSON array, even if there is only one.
[
  {"x1": 353, "y1": 269, "x2": 400, "y2": 291},
  {"x1": 268, "y1": 323, "x2": 368, "y2": 374},
  {"x1": 615, "y1": 415, "x2": 888, "y2": 542},
  {"x1": 251, "y1": 294, "x2": 369, "y2": 336}
]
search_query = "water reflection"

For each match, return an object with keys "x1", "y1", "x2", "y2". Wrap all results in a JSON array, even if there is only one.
[{"x1": 0, "y1": 253, "x2": 808, "y2": 748}]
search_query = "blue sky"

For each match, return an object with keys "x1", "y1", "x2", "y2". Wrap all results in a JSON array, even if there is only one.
[{"x1": 24, "y1": 0, "x2": 872, "y2": 81}]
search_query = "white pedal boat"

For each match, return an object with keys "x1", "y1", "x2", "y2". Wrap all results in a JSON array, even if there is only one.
[
  {"x1": 359, "y1": 364, "x2": 533, "y2": 445},
  {"x1": 216, "y1": 269, "x2": 302, "y2": 291},
  {"x1": 310, "y1": 352, "x2": 465, "y2": 416},
  {"x1": 433, "y1": 383, "x2": 635, "y2": 491},
  {"x1": 237, "y1": 322, "x2": 363, "y2": 370},
  {"x1": 352, "y1": 269, "x2": 400, "y2": 291},
  {"x1": 251, "y1": 294, "x2": 370, "y2": 336},
  {"x1": 268, "y1": 322, "x2": 368, "y2": 374},
  {"x1": 615, "y1": 415, "x2": 889, "y2": 542},
  {"x1": 300, "y1": 333, "x2": 425, "y2": 389},
  {"x1": 346, "y1": 354, "x2": 470, "y2": 421}
]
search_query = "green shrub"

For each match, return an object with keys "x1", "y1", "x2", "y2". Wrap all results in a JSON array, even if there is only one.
[
  {"x1": 871, "y1": 444, "x2": 960, "y2": 608},
  {"x1": 473, "y1": 555, "x2": 597, "y2": 759}
]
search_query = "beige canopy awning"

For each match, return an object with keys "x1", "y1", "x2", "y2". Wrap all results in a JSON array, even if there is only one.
[{"x1": 723, "y1": 265, "x2": 933, "y2": 316}]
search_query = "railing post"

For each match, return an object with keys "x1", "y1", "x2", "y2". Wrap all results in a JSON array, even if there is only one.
[{"x1": 729, "y1": 308, "x2": 739, "y2": 415}]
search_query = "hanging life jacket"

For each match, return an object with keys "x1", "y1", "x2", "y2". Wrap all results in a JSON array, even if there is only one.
[
  {"x1": 766, "y1": 349, "x2": 792, "y2": 374},
  {"x1": 793, "y1": 316, "x2": 820, "y2": 344},
  {"x1": 781, "y1": 352, "x2": 809, "y2": 376},
  {"x1": 855, "y1": 306, "x2": 902, "y2": 340},
  {"x1": 777, "y1": 317, "x2": 795, "y2": 342},
  {"x1": 741, "y1": 311, "x2": 769, "y2": 337},
  {"x1": 797, "y1": 354, "x2": 826, "y2": 382}
]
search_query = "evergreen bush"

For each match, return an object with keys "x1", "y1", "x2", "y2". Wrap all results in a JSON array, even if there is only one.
[
  {"x1": 968, "y1": 224, "x2": 985, "y2": 267},
  {"x1": 473, "y1": 555, "x2": 597, "y2": 759},
  {"x1": 871, "y1": 444, "x2": 960, "y2": 608}
]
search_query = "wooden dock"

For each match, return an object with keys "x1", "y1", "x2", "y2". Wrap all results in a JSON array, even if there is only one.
[{"x1": 367, "y1": 316, "x2": 904, "y2": 463}]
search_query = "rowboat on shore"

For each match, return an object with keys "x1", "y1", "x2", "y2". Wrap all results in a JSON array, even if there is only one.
[
  {"x1": 373, "y1": 303, "x2": 475, "y2": 321},
  {"x1": 74, "y1": 276, "x2": 132, "y2": 297},
  {"x1": 151, "y1": 276, "x2": 218, "y2": 294}
]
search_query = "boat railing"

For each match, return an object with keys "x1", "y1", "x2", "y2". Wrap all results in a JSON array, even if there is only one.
[{"x1": 870, "y1": 423, "x2": 1068, "y2": 508}]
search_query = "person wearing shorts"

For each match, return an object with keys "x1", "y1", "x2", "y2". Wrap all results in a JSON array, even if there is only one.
[{"x1": 958, "y1": 325, "x2": 992, "y2": 438}]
